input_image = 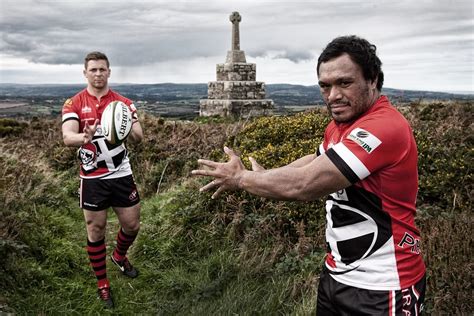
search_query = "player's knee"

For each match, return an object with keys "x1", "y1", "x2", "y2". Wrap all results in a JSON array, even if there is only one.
[
  {"x1": 123, "y1": 221, "x2": 140, "y2": 235},
  {"x1": 86, "y1": 221, "x2": 106, "y2": 237}
]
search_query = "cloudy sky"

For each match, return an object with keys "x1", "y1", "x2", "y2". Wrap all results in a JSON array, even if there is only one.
[{"x1": 1, "y1": 0, "x2": 473, "y2": 92}]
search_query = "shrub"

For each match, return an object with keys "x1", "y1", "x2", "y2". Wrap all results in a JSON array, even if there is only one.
[
  {"x1": 232, "y1": 109, "x2": 330, "y2": 168},
  {"x1": 0, "y1": 118, "x2": 28, "y2": 136},
  {"x1": 409, "y1": 102, "x2": 473, "y2": 212}
]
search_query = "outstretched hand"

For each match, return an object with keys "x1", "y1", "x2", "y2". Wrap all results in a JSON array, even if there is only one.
[
  {"x1": 192, "y1": 146, "x2": 248, "y2": 199},
  {"x1": 83, "y1": 119, "x2": 99, "y2": 144},
  {"x1": 249, "y1": 157, "x2": 265, "y2": 171}
]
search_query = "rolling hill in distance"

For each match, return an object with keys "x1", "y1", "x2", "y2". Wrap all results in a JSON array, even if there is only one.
[{"x1": 0, "y1": 83, "x2": 472, "y2": 119}]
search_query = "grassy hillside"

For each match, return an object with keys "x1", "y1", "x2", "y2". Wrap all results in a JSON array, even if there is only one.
[{"x1": 0, "y1": 100, "x2": 472, "y2": 314}]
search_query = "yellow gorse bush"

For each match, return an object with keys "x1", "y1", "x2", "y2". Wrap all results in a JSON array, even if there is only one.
[{"x1": 233, "y1": 109, "x2": 331, "y2": 168}]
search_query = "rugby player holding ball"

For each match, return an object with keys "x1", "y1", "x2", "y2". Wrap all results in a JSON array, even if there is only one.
[{"x1": 61, "y1": 51, "x2": 143, "y2": 309}]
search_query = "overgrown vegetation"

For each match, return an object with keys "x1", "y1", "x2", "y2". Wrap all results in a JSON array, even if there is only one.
[
  {"x1": 0, "y1": 101, "x2": 472, "y2": 314},
  {"x1": 0, "y1": 118, "x2": 29, "y2": 137}
]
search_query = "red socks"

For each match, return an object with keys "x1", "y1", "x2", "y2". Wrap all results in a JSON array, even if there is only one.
[
  {"x1": 87, "y1": 238, "x2": 109, "y2": 288},
  {"x1": 87, "y1": 228, "x2": 137, "y2": 288},
  {"x1": 112, "y1": 228, "x2": 137, "y2": 262}
]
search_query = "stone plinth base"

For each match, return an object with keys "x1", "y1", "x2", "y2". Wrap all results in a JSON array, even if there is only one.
[
  {"x1": 199, "y1": 99, "x2": 274, "y2": 118},
  {"x1": 217, "y1": 63, "x2": 256, "y2": 81},
  {"x1": 207, "y1": 81, "x2": 267, "y2": 99}
]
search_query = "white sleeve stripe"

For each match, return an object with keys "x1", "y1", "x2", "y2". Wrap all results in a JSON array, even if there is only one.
[
  {"x1": 319, "y1": 143, "x2": 325, "y2": 155},
  {"x1": 62, "y1": 112, "x2": 79, "y2": 122},
  {"x1": 332, "y1": 142, "x2": 370, "y2": 179}
]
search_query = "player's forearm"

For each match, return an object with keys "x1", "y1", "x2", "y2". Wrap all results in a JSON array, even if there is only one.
[
  {"x1": 128, "y1": 132, "x2": 142, "y2": 143},
  {"x1": 128, "y1": 121, "x2": 143, "y2": 143},
  {"x1": 237, "y1": 154, "x2": 348, "y2": 201},
  {"x1": 286, "y1": 154, "x2": 316, "y2": 168},
  {"x1": 238, "y1": 166, "x2": 317, "y2": 201},
  {"x1": 63, "y1": 131, "x2": 87, "y2": 147}
]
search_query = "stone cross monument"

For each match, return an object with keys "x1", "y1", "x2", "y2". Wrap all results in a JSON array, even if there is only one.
[
  {"x1": 199, "y1": 12, "x2": 273, "y2": 118},
  {"x1": 230, "y1": 12, "x2": 241, "y2": 50},
  {"x1": 226, "y1": 12, "x2": 246, "y2": 63}
]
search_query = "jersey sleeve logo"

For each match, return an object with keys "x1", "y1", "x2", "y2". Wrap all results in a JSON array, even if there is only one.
[
  {"x1": 347, "y1": 128, "x2": 381, "y2": 154},
  {"x1": 63, "y1": 98, "x2": 73, "y2": 108}
]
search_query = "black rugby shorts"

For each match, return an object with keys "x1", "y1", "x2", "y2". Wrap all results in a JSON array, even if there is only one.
[
  {"x1": 80, "y1": 174, "x2": 140, "y2": 211},
  {"x1": 316, "y1": 267, "x2": 426, "y2": 315}
]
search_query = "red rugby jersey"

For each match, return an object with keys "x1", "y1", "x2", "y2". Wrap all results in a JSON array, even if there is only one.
[
  {"x1": 318, "y1": 96, "x2": 425, "y2": 290},
  {"x1": 61, "y1": 88, "x2": 138, "y2": 179}
]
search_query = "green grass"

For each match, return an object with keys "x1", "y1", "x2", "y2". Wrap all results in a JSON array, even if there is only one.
[
  {"x1": 2, "y1": 180, "x2": 321, "y2": 314},
  {"x1": 1, "y1": 101, "x2": 472, "y2": 314}
]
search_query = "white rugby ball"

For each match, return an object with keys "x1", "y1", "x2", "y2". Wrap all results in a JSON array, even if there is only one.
[{"x1": 101, "y1": 101, "x2": 133, "y2": 145}]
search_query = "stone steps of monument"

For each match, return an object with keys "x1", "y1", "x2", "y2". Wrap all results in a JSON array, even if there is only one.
[
  {"x1": 216, "y1": 63, "x2": 256, "y2": 81},
  {"x1": 207, "y1": 81, "x2": 268, "y2": 99},
  {"x1": 199, "y1": 99, "x2": 274, "y2": 118},
  {"x1": 208, "y1": 91, "x2": 267, "y2": 100}
]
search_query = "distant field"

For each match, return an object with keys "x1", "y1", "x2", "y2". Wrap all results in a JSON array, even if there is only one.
[
  {"x1": 1, "y1": 83, "x2": 472, "y2": 119},
  {"x1": 0, "y1": 101, "x2": 59, "y2": 117},
  {"x1": 0, "y1": 102, "x2": 27, "y2": 109},
  {"x1": 0, "y1": 99, "x2": 318, "y2": 119}
]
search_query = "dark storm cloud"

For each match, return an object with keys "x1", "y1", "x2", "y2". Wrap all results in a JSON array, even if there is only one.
[
  {"x1": 0, "y1": 1, "x2": 229, "y2": 66},
  {"x1": 2, "y1": 0, "x2": 472, "y2": 67},
  {"x1": 0, "y1": 0, "x2": 472, "y2": 91}
]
